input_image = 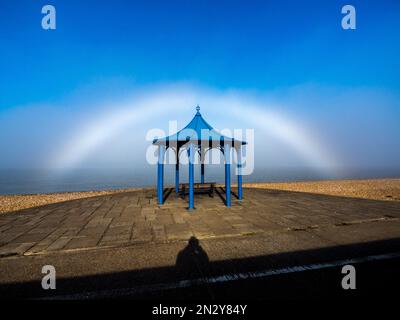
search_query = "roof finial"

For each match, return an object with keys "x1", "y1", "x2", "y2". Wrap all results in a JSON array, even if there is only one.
[{"x1": 196, "y1": 104, "x2": 200, "y2": 113}]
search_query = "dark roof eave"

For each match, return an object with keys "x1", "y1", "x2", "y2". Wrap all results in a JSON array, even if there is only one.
[{"x1": 153, "y1": 138, "x2": 247, "y2": 146}]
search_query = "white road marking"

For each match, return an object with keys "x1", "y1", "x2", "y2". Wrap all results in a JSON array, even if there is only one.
[{"x1": 40, "y1": 251, "x2": 400, "y2": 300}]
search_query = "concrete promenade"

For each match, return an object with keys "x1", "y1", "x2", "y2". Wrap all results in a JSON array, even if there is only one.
[{"x1": 0, "y1": 188, "x2": 399, "y2": 299}]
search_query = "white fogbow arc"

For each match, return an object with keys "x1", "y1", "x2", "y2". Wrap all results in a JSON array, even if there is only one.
[{"x1": 50, "y1": 86, "x2": 338, "y2": 172}]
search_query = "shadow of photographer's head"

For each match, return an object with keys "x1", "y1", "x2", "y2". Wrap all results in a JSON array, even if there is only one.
[
  {"x1": 188, "y1": 236, "x2": 199, "y2": 247},
  {"x1": 175, "y1": 236, "x2": 210, "y2": 277}
]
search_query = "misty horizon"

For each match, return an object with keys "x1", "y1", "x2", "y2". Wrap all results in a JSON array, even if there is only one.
[{"x1": 1, "y1": 1, "x2": 400, "y2": 194}]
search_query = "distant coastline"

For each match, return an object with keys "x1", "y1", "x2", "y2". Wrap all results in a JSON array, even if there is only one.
[{"x1": 1, "y1": 178, "x2": 399, "y2": 214}]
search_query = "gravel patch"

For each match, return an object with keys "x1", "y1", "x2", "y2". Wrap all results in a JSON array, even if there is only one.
[{"x1": 245, "y1": 178, "x2": 400, "y2": 202}]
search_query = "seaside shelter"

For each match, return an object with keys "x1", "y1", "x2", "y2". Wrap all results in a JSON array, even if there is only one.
[{"x1": 152, "y1": 105, "x2": 247, "y2": 210}]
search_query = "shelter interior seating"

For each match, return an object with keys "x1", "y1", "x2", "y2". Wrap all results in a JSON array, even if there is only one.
[{"x1": 180, "y1": 182, "x2": 215, "y2": 199}]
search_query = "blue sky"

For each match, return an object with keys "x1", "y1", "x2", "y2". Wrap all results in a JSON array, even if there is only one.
[
  {"x1": 1, "y1": 0, "x2": 399, "y2": 108},
  {"x1": 0, "y1": 0, "x2": 400, "y2": 174}
]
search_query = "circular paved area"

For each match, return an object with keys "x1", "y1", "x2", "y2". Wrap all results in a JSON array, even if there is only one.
[{"x1": 0, "y1": 188, "x2": 399, "y2": 257}]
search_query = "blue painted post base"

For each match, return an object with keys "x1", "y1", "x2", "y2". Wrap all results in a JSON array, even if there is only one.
[
  {"x1": 175, "y1": 163, "x2": 179, "y2": 193},
  {"x1": 225, "y1": 163, "x2": 231, "y2": 207},
  {"x1": 238, "y1": 174, "x2": 243, "y2": 201},
  {"x1": 238, "y1": 163, "x2": 243, "y2": 201},
  {"x1": 188, "y1": 144, "x2": 194, "y2": 210},
  {"x1": 157, "y1": 163, "x2": 164, "y2": 205}
]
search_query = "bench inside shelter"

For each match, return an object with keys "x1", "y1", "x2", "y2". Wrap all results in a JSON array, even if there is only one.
[{"x1": 180, "y1": 182, "x2": 216, "y2": 199}]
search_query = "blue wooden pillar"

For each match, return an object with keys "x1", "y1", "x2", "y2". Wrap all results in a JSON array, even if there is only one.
[
  {"x1": 157, "y1": 145, "x2": 165, "y2": 205},
  {"x1": 201, "y1": 163, "x2": 205, "y2": 184},
  {"x1": 175, "y1": 151, "x2": 179, "y2": 193},
  {"x1": 225, "y1": 144, "x2": 231, "y2": 207},
  {"x1": 188, "y1": 144, "x2": 195, "y2": 210},
  {"x1": 237, "y1": 146, "x2": 243, "y2": 200}
]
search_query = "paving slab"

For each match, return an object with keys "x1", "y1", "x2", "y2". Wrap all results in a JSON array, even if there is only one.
[{"x1": 0, "y1": 188, "x2": 398, "y2": 258}]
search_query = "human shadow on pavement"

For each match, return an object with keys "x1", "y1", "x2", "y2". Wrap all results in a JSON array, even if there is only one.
[
  {"x1": 1, "y1": 237, "x2": 400, "y2": 300},
  {"x1": 175, "y1": 236, "x2": 210, "y2": 278}
]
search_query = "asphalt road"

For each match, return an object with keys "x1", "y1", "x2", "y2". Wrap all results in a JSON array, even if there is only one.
[{"x1": 1, "y1": 228, "x2": 399, "y2": 300}]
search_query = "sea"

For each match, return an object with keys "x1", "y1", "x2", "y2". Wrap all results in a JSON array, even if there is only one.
[{"x1": 0, "y1": 167, "x2": 399, "y2": 195}]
